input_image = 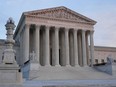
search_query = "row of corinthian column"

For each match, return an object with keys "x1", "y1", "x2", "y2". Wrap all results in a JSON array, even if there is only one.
[{"x1": 22, "y1": 24, "x2": 94, "y2": 67}]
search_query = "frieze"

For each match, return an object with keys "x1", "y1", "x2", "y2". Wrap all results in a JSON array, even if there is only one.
[{"x1": 26, "y1": 16, "x2": 93, "y2": 30}]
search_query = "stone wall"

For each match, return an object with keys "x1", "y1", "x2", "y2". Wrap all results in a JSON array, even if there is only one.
[{"x1": 94, "y1": 46, "x2": 116, "y2": 64}]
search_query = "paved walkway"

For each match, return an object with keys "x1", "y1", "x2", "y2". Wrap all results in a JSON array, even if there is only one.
[{"x1": 24, "y1": 80, "x2": 116, "y2": 86}]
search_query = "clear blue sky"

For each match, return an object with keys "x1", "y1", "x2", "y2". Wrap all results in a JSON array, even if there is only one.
[{"x1": 0, "y1": 0, "x2": 116, "y2": 47}]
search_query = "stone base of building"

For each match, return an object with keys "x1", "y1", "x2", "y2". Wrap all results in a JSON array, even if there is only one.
[
  {"x1": 1, "y1": 65, "x2": 116, "y2": 87},
  {"x1": 0, "y1": 64, "x2": 22, "y2": 83},
  {"x1": 22, "y1": 65, "x2": 116, "y2": 80}
]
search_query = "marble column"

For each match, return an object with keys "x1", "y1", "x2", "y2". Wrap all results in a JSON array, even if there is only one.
[
  {"x1": 90, "y1": 30, "x2": 94, "y2": 67},
  {"x1": 65, "y1": 28, "x2": 69, "y2": 66},
  {"x1": 23, "y1": 24, "x2": 30, "y2": 63},
  {"x1": 82, "y1": 30, "x2": 87, "y2": 66},
  {"x1": 78, "y1": 33, "x2": 82, "y2": 66},
  {"x1": 69, "y1": 31, "x2": 74, "y2": 66},
  {"x1": 45, "y1": 26, "x2": 50, "y2": 66},
  {"x1": 20, "y1": 31, "x2": 23, "y2": 65},
  {"x1": 86, "y1": 32, "x2": 90, "y2": 65},
  {"x1": 54, "y1": 27, "x2": 59, "y2": 66},
  {"x1": 73, "y1": 29, "x2": 79, "y2": 66},
  {"x1": 35, "y1": 25, "x2": 40, "y2": 63},
  {"x1": 60, "y1": 30, "x2": 65, "y2": 66}
]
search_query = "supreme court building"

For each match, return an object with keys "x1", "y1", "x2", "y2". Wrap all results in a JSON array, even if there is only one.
[
  {"x1": 14, "y1": 6, "x2": 96, "y2": 67},
  {"x1": 0, "y1": 6, "x2": 116, "y2": 81}
]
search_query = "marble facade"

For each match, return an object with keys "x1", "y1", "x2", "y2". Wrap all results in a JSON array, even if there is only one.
[{"x1": 14, "y1": 6, "x2": 96, "y2": 67}]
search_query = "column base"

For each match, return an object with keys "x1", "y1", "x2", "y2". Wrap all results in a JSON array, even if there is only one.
[
  {"x1": 83, "y1": 65, "x2": 90, "y2": 68},
  {"x1": 74, "y1": 65, "x2": 81, "y2": 68},
  {"x1": 54, "y1": 65, "x2": 61, "y2": 67},
  {"x1": 65, "y1": 65, "x2": 71, "y2": 67},
  {"x1": 44, "y1": 64, "x2": 51, "y2": 67}
]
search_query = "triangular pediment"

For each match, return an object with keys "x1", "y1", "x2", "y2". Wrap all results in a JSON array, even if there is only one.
[{"x1": 24, "y1": 6, "x2": 96, "y2": 24}]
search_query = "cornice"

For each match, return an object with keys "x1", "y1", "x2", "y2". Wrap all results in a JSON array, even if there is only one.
[
  {"x1": 25, "y1": 14, "x2": 95, "y2": 25},
  {"x1": 94, "y1": 46, "x2": 116, "y2": 52}
]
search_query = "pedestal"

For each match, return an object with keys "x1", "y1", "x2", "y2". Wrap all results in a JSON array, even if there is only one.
[
  {"x1": 0, "y1": 64, "x2": 22, "y2": 83},
  {"x1": 2, "y1": 49, "x2": 16, "y2": 64}
]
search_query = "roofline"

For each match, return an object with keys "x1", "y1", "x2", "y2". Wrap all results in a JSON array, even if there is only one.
[
  {"x1": 94, "y1": 46, "x2": 116, "y2": 49},
  {"x1": 13, "y1": 13, "x2": 25, "y2": 39},
  {"x1": 23, "y1": 6, "x2": 97, "y2": 25}
]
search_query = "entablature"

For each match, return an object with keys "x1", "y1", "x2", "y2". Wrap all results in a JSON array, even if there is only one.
[{"x1": 25, "y1": 15, "x2": 94, "y2": 30}]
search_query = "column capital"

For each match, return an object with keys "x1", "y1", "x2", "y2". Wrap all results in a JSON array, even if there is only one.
[
  {"x1": 65, "y1": 27, "x2": 70, "y2": 30},
  {"x1": 36, "y1": 25, "x2": 41, "y2": 29},
  {"x1": 25, "y1": 23, "x2": 30, "y2": 28},
  {"x1": 65, "y1": 29, "x2": 69, "y2": 33},
  {"x1": 73, "y1": 29, "x2": 78, "y2": 32},
  {"x1": 54, "y1": 27, "x2": 59, "y2": 31},
  {"x1": 82, "y1": 29, "x2": 86, "y2": 32},
  {"x1": 45, "y1": 25, "x2": 50, "y2": 29},
  {"x1": 90, "y1": 30, "x2": 94, "y2": 34}
]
